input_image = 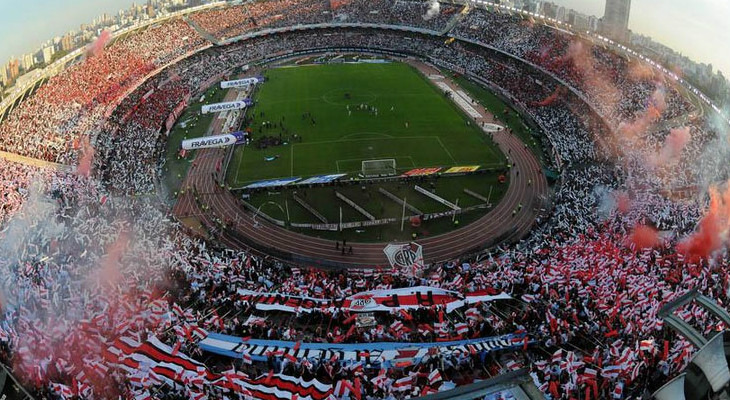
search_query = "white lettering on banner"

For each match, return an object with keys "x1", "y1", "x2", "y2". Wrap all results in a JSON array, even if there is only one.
[
  {"x1": 201, "y1": 101, "x2": 246, "y2": 114},
  {"x1": 350, "y1": 298, "x2": 377, "y2": 311},
  {"x1": 221, "y1": 77, "x2": 260, "y2": 89},
  {"x1": 181, "y1": 132, "x2": 245, "y2": 150}
]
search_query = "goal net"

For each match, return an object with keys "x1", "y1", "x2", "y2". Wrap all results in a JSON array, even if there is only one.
[{"x1": 362, "y1": 159, "x2": 396, "y2": 177}]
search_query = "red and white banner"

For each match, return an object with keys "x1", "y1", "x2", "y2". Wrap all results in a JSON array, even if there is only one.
[
  {"x1": 105, "y1": 335, "x2": 334, "y2": 400},
  {"x1": 237, "y1": 286, "x2": 511, "y2": 314}
]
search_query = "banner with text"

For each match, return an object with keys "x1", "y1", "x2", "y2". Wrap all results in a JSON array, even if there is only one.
[
  {"x1": 244, "y1": 177, "x2": 301, "y2": 189},
  {"x1": 443, "y1": 166, "x2": 480, "y2": 174},
  {"x1": 237, "y1": 286, "x2": 511, "y2": 314},
  {"x1": 199, "y1": 332, "x2": 528, "y2": 367},
  {"x1": 402, "y1": 167, "x2": 442, "y2": 177},
  {"x1": 181, "y1": 131, "x2": 247, "y2": 150},
  {"x1": 221, "y1": 76, "x2": 263, "y2": 89},
  {"x1": 202, "y1": 99, "x2": 252, "y2": 114},
  {"x1": 297, "y1": 174, "x2": 348, "y2": 185}
]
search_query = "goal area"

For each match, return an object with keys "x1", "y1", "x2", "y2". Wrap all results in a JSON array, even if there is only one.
[{"x1": 362, "y1": 159, "x2": 396, "y2": 177}]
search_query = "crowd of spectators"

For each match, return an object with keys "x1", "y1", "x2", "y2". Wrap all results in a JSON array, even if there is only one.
[
  {"x1": 189, "y1": 0, "x2": 462, "y2": 41},
  {"x1": 451, "y1": 8, "x2": 694, "y2": 128},
  {"x1": 0, "y1": 19, "x2": 207, "y2": 164}
]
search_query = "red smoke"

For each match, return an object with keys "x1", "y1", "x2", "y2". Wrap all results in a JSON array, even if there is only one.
[
  {"x1": 615, "y1": 191, "x2": 631, "y2": 214},
  {"x1": 77, "y1": 135, "x2": 95, "y2": 177},
  {"x1": 678, "y1": 184, "x2": 730, "y2": 260},
  {"x1": 652, "y1": 126, "x2": 691, "y2": 168},
  {"x1": 628, "y1": 225, "x2": 661, "y2": 249},
  {"x1": 565, "y1": 41, "x2": 620, "y2": 112},
  {"x1": 618, "y1": 87, "x2": 667, "y2": 140},
  {"x1": 627, "y1": 59, "x2": 655, "y2": 82},
  {"x1": 533, "y1": 87, "x2": 562, "y2": 107},
  {"x1": 87, "y1": 30, "x2": 111, "y2": 58},
  {"x1": 94, "y1": 231, "x2": 130, "y2": 288}
]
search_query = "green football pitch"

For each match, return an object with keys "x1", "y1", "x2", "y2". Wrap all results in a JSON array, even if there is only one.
[{"x1": 226, "y1": 62, "x2": 505, "y2": 186}]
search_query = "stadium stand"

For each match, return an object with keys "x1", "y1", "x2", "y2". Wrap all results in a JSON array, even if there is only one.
[{"x1": 0, "y1": 1, "x2": 727, "y2": 399}]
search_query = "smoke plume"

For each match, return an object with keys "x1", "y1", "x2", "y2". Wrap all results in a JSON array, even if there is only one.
[
  {"x1": 86, "y1": 30, "x2": 111, "y2": 58},
  {"x1": 423, "y1": 0, "x2": 440, "y2": 21}
]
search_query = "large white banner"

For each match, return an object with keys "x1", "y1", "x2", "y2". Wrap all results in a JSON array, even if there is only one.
[
  {"x1": 181, "y1": 131, "x2": 247, "y2": 150},
  {"x1": 201, "y1": 100, "x2": 249, "y2": 114},
  {"x1": 221, "y1": 77, "x2": 261, "y2": 89},
  {"x1": 236, "y1": 286, "x2": 511, "y2": 314}
]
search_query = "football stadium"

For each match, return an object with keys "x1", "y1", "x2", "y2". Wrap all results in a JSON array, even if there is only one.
[{"x1": 0, "y1": 0, "x2": 729, "y2": 399}]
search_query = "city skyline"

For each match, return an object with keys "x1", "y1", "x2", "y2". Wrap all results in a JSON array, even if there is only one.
[
  {"x1": 0, "y1": 0, "x2": 728, "y2": 77},
  {"x1": 0, "y1": 0, "x2": 134, "y2": 62},
  {"x1": 548, "y1": 0, "x2": 730, "y2": 76}
]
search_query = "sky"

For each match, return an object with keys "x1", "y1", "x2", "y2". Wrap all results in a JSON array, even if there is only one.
[{"x1": 0, "y1": 0, "x2": 728, "y2": 76}]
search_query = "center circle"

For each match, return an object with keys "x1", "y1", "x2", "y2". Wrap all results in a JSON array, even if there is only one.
[{"x1": 322, "y1": 88, "x2": 377, "y2": 106}]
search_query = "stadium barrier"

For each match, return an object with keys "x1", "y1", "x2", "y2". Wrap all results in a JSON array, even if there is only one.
[
  {"x1": 286, "y1": 204, "x2": 488, "y2": 231},
  {"x1": 240, "y1": 200, "x2": 286, "y2": 227},
  {"x1": 413, "y1": 368, "x2": 545, "y2": 400}
]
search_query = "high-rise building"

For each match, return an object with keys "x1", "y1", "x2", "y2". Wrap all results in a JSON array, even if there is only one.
[
  {"x1": 588, "y1": 15, "x2": 599, "y2": 32},
  {"x1": 146, "y1": 1, "x2": 156, "y2": 18},
  {"x1": 7, "y1": 59, "x2": 20, "y2": 80},
  {"x1": 0, "y1": 64, "x2": 8, "y2": 86},
  {"x1": 20, "y1": 53, "x2": 34, "y2": 71},
  {"x1": 40, "y1": 46, "x2": 55, "y2": 64},
  {"x1": 61, "y1": 35, "x2": 75, "y2": 52},
  {"x1": 541, "y1": 2, "x2": 558, "y2": 19},
  {"x1": 573, "y1": 13, "x2": 590, "y2": 31},
  {"x1": 601, "y1": 0, "x2": 631, "y2": 42}
]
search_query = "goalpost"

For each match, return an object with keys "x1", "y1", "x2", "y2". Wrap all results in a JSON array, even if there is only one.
[{"x1": 362, "y1": 159, "x2": 397, "y2": 177}]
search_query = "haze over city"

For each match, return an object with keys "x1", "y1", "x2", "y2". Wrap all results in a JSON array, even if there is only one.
[
  {"x1": 0, "y1": 0, "x2": 728, "y2": 78},
  {"x1": 0, "y1": 0, "x2": 133, "y2": 63}
]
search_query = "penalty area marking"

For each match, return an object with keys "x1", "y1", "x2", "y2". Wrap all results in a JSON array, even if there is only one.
[
  {"x1": 435, "y1": 137, "x2": 458, "y2": 165},
  {"x1": 339, "y1": 132, "x2": 394, "y2": 140},
  {"x1": 321, "y1": 88, "x2": 377, "y2": 106}
]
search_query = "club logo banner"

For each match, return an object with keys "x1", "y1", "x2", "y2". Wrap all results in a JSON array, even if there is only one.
[{"x1": 384, "y1": 242, "x2": 424, "y2": 271}]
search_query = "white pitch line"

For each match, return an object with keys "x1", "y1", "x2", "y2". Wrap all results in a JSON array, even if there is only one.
[
  {"x1": 436, "y1": 137, "x2": 458, "y2": 165},
  {"x1": 293, "y1": 135, "x2": 439, "y2": 147}
]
